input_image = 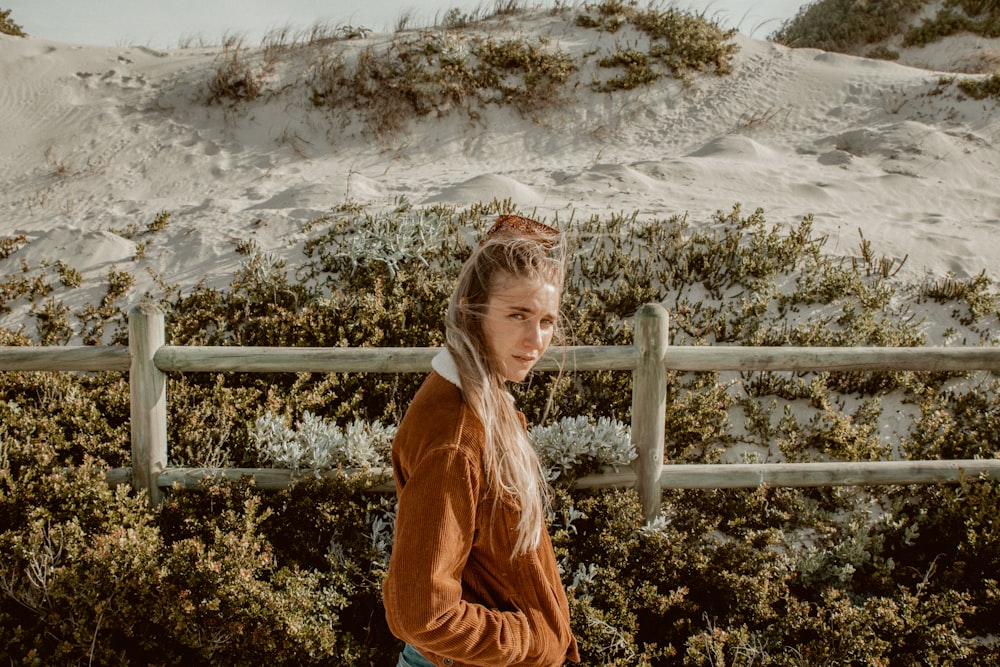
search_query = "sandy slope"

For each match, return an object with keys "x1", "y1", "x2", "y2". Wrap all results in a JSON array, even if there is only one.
[{"x1": 1, "y1": 12, "x2": 998, "y2": 340}]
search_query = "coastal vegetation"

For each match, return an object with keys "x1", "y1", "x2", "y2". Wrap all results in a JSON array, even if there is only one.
[
  {"x1": 771, "y1": 0, "x2": 927, "y2": 53},
  {"x1": 0, "y1": 7, "x2": 25, "y2": 37},
  {"x1": 3, "y1": 1, "x2": 1000, "y2": 664},
  {"x1": 774, "y1": 0, "x2": 1000, "y2": 64},
  {"x1": 3, "y1": 200, "x2": 1000, "y2": 664},
  {"x1": 207, "y1": 0, "x2": 737, "y2": 137}
]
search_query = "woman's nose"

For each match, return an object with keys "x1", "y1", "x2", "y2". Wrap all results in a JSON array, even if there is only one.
[{"x1": 524, "y1": 323, "x2": 544, "y2": 347}]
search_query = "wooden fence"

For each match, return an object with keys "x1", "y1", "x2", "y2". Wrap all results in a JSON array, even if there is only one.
[{"x1": 3, "y1": 302, "x2": 1000, "y2": 522}]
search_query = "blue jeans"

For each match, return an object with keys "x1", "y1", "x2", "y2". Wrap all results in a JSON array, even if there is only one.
[{"x1": 396, "y1": 643, "x2": 436, "y2": 667}]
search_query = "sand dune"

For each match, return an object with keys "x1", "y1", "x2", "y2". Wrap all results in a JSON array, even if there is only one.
[{"x1": 1, "y1": 13, "x2": 998, "y2": 338}]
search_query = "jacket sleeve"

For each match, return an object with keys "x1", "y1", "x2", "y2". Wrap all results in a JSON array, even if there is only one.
[{"x1": 383, "y1": 446, "x2": 532, "y2": 666}]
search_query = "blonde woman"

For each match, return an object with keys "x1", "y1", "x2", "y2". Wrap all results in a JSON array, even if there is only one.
[{"x1": 383, "y1": 215, "x2": 579, "y2": 666}]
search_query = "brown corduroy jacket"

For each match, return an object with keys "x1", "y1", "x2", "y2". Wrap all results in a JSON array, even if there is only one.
[{"x1": 383, "y1": 365, "x2": 579, "y2": 667}]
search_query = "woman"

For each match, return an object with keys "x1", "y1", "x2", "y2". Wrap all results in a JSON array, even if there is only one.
[{"x1": 383, "y1": 215, "x2": 580, "y2": 667}]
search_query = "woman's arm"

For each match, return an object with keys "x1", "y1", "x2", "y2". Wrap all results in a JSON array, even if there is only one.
[{"x1": 383, "y1": 447, "x2": 532, "y2": 665}]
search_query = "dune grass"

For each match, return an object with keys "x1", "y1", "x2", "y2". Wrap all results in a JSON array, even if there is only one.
[{"x1": 205, "y1": 1, "x2": 737, "y2": 137}]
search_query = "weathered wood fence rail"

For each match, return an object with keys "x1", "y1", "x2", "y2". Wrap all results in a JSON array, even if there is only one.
[{"x1": 3, "y1": 302, "x2": 1000, "y2": 522}]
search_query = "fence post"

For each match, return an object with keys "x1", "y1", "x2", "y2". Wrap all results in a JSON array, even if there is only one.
[
  {"x1": 631, "y1": 303, "x2": 669, "y2": 523},
  {"x1": 130, "y1": 303, "x2": 167, "y2": 505}
]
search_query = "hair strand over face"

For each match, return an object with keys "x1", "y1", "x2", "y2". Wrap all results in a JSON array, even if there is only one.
[{"x1": 444, "y1": 220, "x2": 565, "y2": 555}]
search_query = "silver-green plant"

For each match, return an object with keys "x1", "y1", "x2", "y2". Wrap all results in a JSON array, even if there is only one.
[
  {"x1": 303, "y1": 202, "x2": 462, "y2": 278},
  {"x1": 531, "y1": 415, "x2": 634, "y2": 480},
  {"x1": 251, "y1": 411, "x2": 395, "y2": 473}
]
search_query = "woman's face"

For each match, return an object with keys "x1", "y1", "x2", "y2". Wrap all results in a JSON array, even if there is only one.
[{"x1": 481, "y1": 273, "x2": 560, "y2": 383}]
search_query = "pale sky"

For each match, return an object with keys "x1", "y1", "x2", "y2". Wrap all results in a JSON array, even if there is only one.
[{"x1": 5, "y1": 1, "x2": 808, "y2": 48}]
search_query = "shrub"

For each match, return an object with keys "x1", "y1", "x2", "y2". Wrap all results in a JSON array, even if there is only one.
[
  {"x1": 0, "y1": 234, "x2": 27, "y2": 260},
  {"x1": 474, "y1": 37, "x2": 576, "y2": 112},
  {"x1": 71, "y1": 265, "x2": 136, "y2": 345},
  {"x1": 772, "y1": 0, "x2": 926, "y2": 52},
  {"x1": 957, "y1": 69, "x2": 1000, "y2": 99},
  {"x1": 55, "y1": 260, "x2": 82, "y2": 288},
  {"x1": 0, "y1": 369, "x2": 129, "y2": 469},
  {"x1": 147, "y1": 210, "x2": 171, "y2": 232},
  {"x1": 904, "y1": 9, "x2": 972, "y2": 46},
  {"x1": 31, "y1": 297, "x2": 73, "y2": 345},
  {"x1": 577, "y1": 1, "x2": 737, "y2": 90},
  {"x1": 954, "y1": 0, "x2": 1000, "y2": 14},
  {"x1": 595, "y1": 49, "x2": 662, "y2": 91},
  {"x1": 4, "y1": 200, "x2": 1000, "y2": 661},
  {"x1": 203, "y1": 4, "x2": 738, "y2": 134},
  {"x1": 0, "y1": 7, "x2": 25, "y2": 37},
  {"x1": 0, "y1": 451, "x2": 366, "y2": 664},
  {"x1": 308, "y1": 30, "x2": 575, "y2": 136},
  {"x1": 903, "y1": 0, "x2": 1000, "y2": 47},
  {"x1": 920, "y1": 268, "x2": 999, "y2": 333},
  {"x1": 632, "y1": 6, "x2": 737, "y2": 77}
]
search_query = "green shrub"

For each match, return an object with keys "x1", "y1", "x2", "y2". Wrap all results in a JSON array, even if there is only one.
[
  {"x1": 0, "y1": 8, "x2": 25, "y2": 37},
  {"x1": 920, "y1": 268, "x2": 999, "y2": 334},
  {"x1": 0, "y1": 369, "x2": 129, "y2": 470},
  {"x1": 147, "y1": 210, "x2": 171, "y2": 232},
  {"x1": 0, "y1": 234, "x2": 27, "y2": 260},
  {"x1": 632, "y1": 6, "x2": 737, "y2": 77},
  {"x1": 577, "y1": 1, "x2": 736, "y2": 90},
  {"x1": 772, "y1": 0, "x2": 926, "y2": 52},
  {"x1": 4, "y1": 200, "x2": 1000, "y2": 661},
  {"x1": 54, "y1": 260, "x2": 82, "y2": 288},
  {"x1": 474, "y1": 37, "x2": 576, "y2": 112},
  {"x1": 903, "y1": 0, "x2": 1000, "y2": 47},
  {"x1": 204, "y1": 4, "x2": 738, "y2": 132},
  {"x1": 595, "y1": 49, "x2": 662, "y2": 91},
  {"x1": 953, "y1": 0, "x2": 1000, "y2": 14},
  {"x1": 31, "y1": 297, "x2": 73, "y2": 345},
  {"x1": 70, "y1": 265, "x2": 136, "y2": 345},
  {"x1": 0, "y1": 449, "x2": 367, "y2": 664},
  {"x1": 308, "y1": 30, "x2": 575, "y2": 136},
  {"x1": 957, "y1": 70, "x2": 1000, "y2": 99},
  {"x1": 905, "y1": 9, "x2": 967, "y2": 45}
]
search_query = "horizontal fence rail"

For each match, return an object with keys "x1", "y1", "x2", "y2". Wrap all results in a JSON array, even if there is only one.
[
  {"x1": 655, "y1": 460, "x2": 1000, "y2": 489},
  {"x1": 103, "y1": 466, "x2": 640, "y2": 494},
  {"x1": 4, "y1": 302, "x2": 1000, "y2": 522},
  {"x1": 0, "y1": 346, "x2": 130, "y2": 372},
  {"x1": 660, "y1": 346, "x2": 1000, "y2": 372},
  {"x1": 151, "y1": 344, "x2": 640, "y2": 374}
]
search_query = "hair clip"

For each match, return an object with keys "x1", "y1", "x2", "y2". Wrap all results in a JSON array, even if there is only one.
[{"x1": 483, "y1": 215, "x2": 559, "y2": 247}]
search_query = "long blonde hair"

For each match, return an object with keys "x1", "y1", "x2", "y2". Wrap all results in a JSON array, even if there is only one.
[{"x1": 444, "y1": 218, "x2": 564, "y2": 555}]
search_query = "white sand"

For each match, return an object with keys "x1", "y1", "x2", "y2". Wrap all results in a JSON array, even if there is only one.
[{"x1": 1, "y1": 12, "x2": 998, "y2": 342}]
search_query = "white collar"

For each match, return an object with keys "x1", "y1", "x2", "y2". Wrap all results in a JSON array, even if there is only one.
[
  {"x1": 433, "y1": 349, "x2": 519, "y2": 408},
  {"x1": 432, "y1": 348, "x2": 462, "y2": 389}
]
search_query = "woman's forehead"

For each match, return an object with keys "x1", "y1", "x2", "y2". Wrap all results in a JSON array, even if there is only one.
[{"x1": 489, "y1": 275, "x2": 560, "y2": 308}]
